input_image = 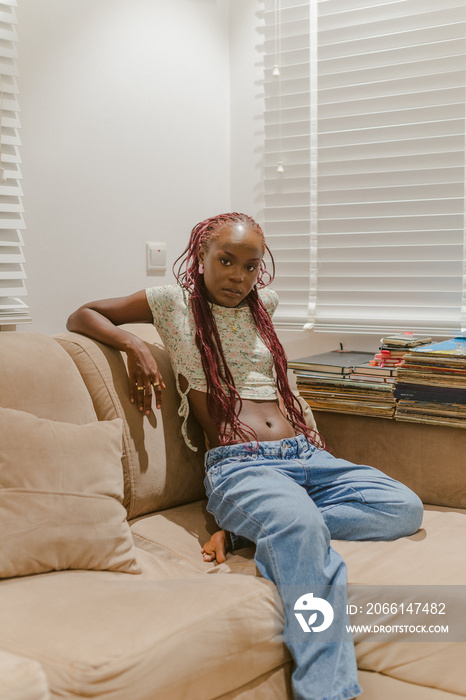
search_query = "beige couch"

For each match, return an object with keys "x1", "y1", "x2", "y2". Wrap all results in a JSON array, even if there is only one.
[{"x1": 0, "y1": 326, "x2": 464, "y2": 700}]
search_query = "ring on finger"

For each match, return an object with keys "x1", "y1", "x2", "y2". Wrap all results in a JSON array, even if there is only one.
[
  {"x1": 152, "y1": 380, "x2": 160, "y2": 387},
  {"x1": 136, "y1": 386, "x2": 145, "y2": 392}
]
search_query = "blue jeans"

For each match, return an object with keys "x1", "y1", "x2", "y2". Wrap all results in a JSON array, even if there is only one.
[{"x1": 204, "y1": 434, "x2": 423, "y2": 700}]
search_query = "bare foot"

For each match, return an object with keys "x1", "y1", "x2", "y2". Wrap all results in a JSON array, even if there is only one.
[{"x1": 201, "y1": 530, "x2": 230, "y2": 563}]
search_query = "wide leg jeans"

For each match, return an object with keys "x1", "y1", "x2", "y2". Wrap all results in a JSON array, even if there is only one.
[{"x1": 204, "y1": 434, "x2": 423, "y2": 700}]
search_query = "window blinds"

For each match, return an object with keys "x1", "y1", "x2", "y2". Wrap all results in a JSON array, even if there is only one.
[
  {"x1": 263, "y1": 0, "x2": 314, "y2": 326},
  {"x1": 262, "y1": 0, "x2": 466, "y2": 334},
  {"x1": 0, "y1": 0, "x2": 29, "y2": 327}
]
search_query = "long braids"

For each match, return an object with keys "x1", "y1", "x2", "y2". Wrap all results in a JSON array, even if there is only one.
[
  {"x1": 246, "y1": 288, "x2": 325, "y2": 448},
  {"x1": 173, "y1": 212, "x2": 325, "y2": 449}
]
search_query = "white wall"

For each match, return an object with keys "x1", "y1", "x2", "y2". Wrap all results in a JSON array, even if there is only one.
[
  {"x1": 18, "y1": 0, "x2": 231, "y2": 334},
  {"x1": 228, "y1": 0, "x2": 264, "y2": 221},
  {"x1": 18, "y1": 0, "x2": 380, "y2": 360}
]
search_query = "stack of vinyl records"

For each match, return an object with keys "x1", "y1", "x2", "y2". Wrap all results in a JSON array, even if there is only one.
[
  {"x1": 349, "y1": 333, "x2": 431, "y2": 384},
  {"x1": 289, "y1": 350, "x2": 397, "y2": 419},
  {"x1": 395, "y1": 335, "x2": 466, "y2": 428}
]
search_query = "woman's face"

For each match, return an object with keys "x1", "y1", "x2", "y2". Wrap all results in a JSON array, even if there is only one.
[{"x1": 199, "y1": 223, "x2": 264, "y2": 307}]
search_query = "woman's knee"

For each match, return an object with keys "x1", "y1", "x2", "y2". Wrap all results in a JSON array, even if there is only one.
[
  {"x1": 403, "y1": 488, "x2": 424, "y2": 534},
  {"x1": 267, "y1": 501, "x2": 332, "y2": 553},
  {"x1": 390, "y1": 485, "x2": 424, "y2": 538}
]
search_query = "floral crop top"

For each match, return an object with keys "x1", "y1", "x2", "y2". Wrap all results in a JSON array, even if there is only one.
[{"x1": 145, "y1": 285, "x2": 279, "y2": 451}]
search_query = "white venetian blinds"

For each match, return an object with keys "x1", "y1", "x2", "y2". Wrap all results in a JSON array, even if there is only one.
[
  {"x1": 0, "y1": 0, "x2": 29, "y2": 327},
  {"x1": 263, "y1": 0, "x2": 314, "y2": 326},
  {"x1": 262, "y1": 0, "x2": 466, "y2": 334}
]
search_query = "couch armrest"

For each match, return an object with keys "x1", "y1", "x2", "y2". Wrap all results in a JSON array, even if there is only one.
[{"x1": 0, "y1": 650, "x2": 50, "y2": 700}]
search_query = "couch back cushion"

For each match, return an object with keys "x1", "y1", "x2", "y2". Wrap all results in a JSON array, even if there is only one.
[
  {"x1": 0, "y1": 332, "x2": 96, "y2": 424},
  {"x1": 54, "y1": 327, "x2": 206, "y2": 520}
]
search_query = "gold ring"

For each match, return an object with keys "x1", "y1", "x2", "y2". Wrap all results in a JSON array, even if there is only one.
[
  {"x1": 136, "y1": 386, "x2": 145, "y2": 392},
  {"x1": 152, "y1": 381, "x2": 160, "y2": 387}
]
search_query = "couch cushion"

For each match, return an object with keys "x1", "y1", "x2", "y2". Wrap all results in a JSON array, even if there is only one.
[
  {"x1": 332, "y1": 505, "x2": 466, "y2": 586},
  {"x1": 54, "y1": 329, "x2": 206, "y2": 520},
  {"x1": 0, "y1": 332, "x2": 96, "y2": 424},
  {"x1": 215, "y1": 668, "x2": 464, "y2": 700},
  {"x1": 130, "y1": 500, "x2": 259, "y2": 576},
  {"x1": 334, "y1": 506, "x2": 466, "y2": 696},
  {"x1": 0, "y1": 560, "x2": 289, "y2": 700},
  {"x1": 0, "y1": 408, "x2": 140, "y2": 577},
  {"x1": 356, "y1": 670, "x2": 464, "y2": 700},
  {"x1": 131, "y1": 502, "x2": 466, "y2": 698}
]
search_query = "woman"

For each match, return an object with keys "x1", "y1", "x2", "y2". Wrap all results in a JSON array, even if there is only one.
[{"x1": 67, "y1": 212, "x2": 423, "y2": 700}]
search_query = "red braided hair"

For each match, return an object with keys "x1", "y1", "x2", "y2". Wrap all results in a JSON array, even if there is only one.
[{"x1": 173, "y1": 212, "x2": 325, "y2": 449}]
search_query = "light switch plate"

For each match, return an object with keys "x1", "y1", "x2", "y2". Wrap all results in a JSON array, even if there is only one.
[{"x1": 146, "y1": 242, "x2": 166, "y2": 274}]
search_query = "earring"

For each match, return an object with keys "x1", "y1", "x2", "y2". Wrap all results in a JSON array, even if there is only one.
[{"x1": 198, "y1": 263, "x2": 204, "y2": 274}]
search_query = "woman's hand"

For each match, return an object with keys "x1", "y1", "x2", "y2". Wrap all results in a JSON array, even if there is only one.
[
  {"x1": 201, "y1": 530, "x2": 231, "y2": 563},
  {"x1": 126, "y1": 338, "x2": 166, "y2": 414},
  {"x1": 67, "y1": 290, "x2": 166, "y2": 415}
]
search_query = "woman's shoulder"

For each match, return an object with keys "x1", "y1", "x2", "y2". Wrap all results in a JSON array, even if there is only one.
[
  {"x1": 258, "y1": 286, "x2": 279, "y2": 315},
  {"x1": 145, "y1": 285, "x2": 190, "y2": 323},
  {"x1": 145, "y1": 284, "x2": 186, "y2": 305}
]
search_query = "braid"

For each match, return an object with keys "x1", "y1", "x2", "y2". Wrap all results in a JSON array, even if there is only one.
[
  {"x1": 173, "y1": 212, "x2": 325, "y2": 449},
  {"x1": 247, "y1": 289, "x2": 325, "y2": 449},
  {"x1": 189, "y1": 281, "x2": 257, "y2": 444}
]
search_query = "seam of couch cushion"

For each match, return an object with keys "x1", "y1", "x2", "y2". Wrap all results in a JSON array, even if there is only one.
[
  {"x1": 132, "y1": 532, "x2": 208, "y2": 568},
  {"x1": 53, "y1": 335, "x2": 137, "y2": 516},
  {"x1": 132, "y1": 531, "x2": 257, "y2": 573},
  {"x1": 132, "y1": 530, "x2": 259, "y2": 578}
]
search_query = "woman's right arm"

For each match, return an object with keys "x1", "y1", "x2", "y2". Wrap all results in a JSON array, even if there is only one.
[{"x1": 66, "y1": 290, "x2": 165, "y2": 414}]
